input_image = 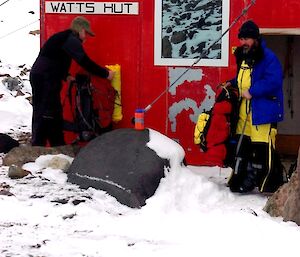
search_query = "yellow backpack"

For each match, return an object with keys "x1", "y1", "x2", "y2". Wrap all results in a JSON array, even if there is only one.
[
  {"x1": 194, "y1": 111, "x2": 211, "y2": 148},
  {"x1": 106, "y1": 64, "x2": 123, "y2": 123}
]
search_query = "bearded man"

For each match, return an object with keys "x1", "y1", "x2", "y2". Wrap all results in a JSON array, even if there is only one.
[{"x1": 226, "y1": 20, "x2": 284, "y2": 193}]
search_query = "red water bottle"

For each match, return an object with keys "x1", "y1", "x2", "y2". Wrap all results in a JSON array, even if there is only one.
[{"x1": 135, "y1": 109, "x2": 145, "y2": 130}]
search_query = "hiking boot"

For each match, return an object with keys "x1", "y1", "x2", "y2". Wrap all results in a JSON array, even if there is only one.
[
  {"x1": 236, "y1": 184, "x2": 255, "y2": 193},
  {"x1": 237, "y1": 163, "x2": 257, "y2": 193}
]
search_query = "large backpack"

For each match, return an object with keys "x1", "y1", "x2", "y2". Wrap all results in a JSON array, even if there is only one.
[
  {"x1": 194, "y1": 86, "x2": 238, "y2": 150},
  {"x1": 63, "y1": 73, "x2": 115, "y2": 142},
  {"x1": 194, "y1": 86, "x2": 239, "y2": 166}
]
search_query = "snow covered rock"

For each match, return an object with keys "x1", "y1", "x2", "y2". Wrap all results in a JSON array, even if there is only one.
[
  {"x1": 2, "y1": 77, "x2": 23, "y2": 91},
  {"x1": 67, "y1": 128, "x2": 172, "y2": 208},
  {"x1": 47, "y1": 155, "x2": 71, "y2": 171}
]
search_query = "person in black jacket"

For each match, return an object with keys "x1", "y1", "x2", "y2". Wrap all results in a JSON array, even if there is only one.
[{"x1": 30, "y1": 16, "x2": 114, "y2": 146}]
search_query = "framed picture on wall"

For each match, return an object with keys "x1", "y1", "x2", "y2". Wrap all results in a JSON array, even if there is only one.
[{"x1": 154, "y1": 0, "x2": 229, "y2": 67}]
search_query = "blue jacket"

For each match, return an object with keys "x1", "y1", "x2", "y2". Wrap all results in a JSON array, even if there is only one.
[{"x1": 232, "y1": 41, "x2": 284, "y2": 125}]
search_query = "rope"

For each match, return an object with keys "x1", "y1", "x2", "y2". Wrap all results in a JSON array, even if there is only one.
[
  {"x1": 143, "y1": 0, "x2": 256, "y2": 113},
  {"x1": 0, "y1": 0, "x2": 10, "y2": 7},
  {"x1": 0, "y1": 19, "x2": 39, "y2": 40}
]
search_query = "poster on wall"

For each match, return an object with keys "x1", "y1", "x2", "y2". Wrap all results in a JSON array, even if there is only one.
[{"x1": 154, "y1": 0, "x2": 229, "y2": 67}]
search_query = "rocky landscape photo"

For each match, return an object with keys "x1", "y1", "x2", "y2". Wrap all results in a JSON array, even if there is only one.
[{"x1": 161, "y1": 0, "x2": 223, "y2": 59}]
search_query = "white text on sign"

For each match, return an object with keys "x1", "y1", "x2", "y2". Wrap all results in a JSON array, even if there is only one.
[{"x1": 45, "y1": 1, "x2": 139, "y2": 15}]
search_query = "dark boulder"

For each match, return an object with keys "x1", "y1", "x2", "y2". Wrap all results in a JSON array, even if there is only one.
[
  {"x1": 0, "y1": 133, "x2": 19, "y2": 153},
  {"x1": 67, "y1": 128, "x2": 169, "y2": 208}
]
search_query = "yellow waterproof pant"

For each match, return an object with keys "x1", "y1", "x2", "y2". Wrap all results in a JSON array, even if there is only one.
[{"x1": 236, "y1": 99, "x2": 272, "y2": 144}]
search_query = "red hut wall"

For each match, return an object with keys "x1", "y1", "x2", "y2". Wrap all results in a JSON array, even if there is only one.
[{"x1": 40, "y1": 0, "x2": 300, "y2": 164}]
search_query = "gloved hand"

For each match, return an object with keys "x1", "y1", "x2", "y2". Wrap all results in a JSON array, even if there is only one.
[
  {"x1": 242, "y1": 89, "x2": 252, "y2": 99},
  {"x1": 217, "y1": 81, "x2": 231, "y2": 88},
  {"x1": 66, "y1": 75, "x2": 76, "y2": 83},
  {"x1": 107, "y1": 70, "x2": 115, "y2": 81}
]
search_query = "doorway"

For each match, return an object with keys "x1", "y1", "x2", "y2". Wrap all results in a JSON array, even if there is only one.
[{"x1": 264, "y1": 34, "x2": 300, "y2": 157}]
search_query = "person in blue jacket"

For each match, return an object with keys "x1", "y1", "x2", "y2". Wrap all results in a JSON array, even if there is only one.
[
  {"x1": 226, "y1": 20, "x2": 284, "y2": 193},
  {"x1": 30, "y1": 16, "x2": 114, "y2": 147}
]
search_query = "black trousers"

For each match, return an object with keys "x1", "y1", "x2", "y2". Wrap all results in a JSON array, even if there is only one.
[
  {"x1": 228, "y1": 136, "x2": 269, "y2": 192},
  {"x1": 30, "y1": 73, "x2": 65, "y2": 147}
]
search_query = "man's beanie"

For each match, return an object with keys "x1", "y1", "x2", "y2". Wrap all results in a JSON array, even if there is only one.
[
  {"x1": 70, "y1": 16, "x2": 95, "y2": 36},
  {"x1": 238, "y1": 20, "x2": 260, "y2": 39}
]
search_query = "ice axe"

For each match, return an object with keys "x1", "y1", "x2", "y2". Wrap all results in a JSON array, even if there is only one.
[{"x1": 233, "y1": 111, "x2": 250, "y2": 175}]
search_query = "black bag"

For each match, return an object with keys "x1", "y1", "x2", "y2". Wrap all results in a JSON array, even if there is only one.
[
  {"x1": 63, "y1": 74, "x2": 104, "y2": 142},
  {"x1": 260, "y1": 148, "x2": 288, "y2": 193}
]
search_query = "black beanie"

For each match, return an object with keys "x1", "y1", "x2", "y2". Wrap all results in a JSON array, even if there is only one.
[{"x1": 238, "y1": 20, "x2": 260, "y2": 39}]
